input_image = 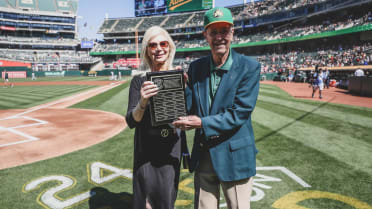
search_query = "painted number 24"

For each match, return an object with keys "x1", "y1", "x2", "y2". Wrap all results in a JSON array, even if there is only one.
[{"x1": 23, "y1": 162, "x2": 131, "y2": 209}]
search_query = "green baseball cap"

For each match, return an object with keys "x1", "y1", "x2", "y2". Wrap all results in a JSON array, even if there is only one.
[{"x1": 204, "y1": 7, "x2": 234, "y2": 29}]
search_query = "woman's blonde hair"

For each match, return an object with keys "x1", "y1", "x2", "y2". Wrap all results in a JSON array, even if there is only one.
[{"x1": 139, "y1": 26, "x2": 176, "y2": 71}]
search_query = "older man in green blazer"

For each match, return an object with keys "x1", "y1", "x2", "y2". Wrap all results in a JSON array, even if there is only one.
[{"x1": 173, "y1": 7, "x2": 260, "y2": 209}]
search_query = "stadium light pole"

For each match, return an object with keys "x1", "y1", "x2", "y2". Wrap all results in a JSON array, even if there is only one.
[{"x1": 135, "y1": 30, "x2": 139, "y2": 61}]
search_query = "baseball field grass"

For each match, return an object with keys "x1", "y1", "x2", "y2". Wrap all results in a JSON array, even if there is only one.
[
  {"x1": 6, "y1": 76, "x2": 109, "y2": 82},
  {"x1": 0, "y1": 85, "x2": 96, "y2": 109},
  {"x1": 0, "y1": 78, "x2": 371, "y2": 209}
]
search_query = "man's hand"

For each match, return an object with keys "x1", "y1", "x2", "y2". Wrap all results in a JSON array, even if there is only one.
[
  {"x1": 183, "y1": 72, "x2": 188, "y2": 88},
  {"x1": 173, "y1": 115, "x2": 202, "y2": 131}
]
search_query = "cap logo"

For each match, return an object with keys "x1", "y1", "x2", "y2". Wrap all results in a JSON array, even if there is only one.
[{"x1": 214, "y1": 9, "x2": 223, "y2": 18}]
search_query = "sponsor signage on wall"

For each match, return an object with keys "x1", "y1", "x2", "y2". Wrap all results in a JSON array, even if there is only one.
[
  {"x1": 45, "y1": 71, "x2": 65, "y2": 77},
  {"x1": 0, "y1": 26, "x2": 16, "y2": 31},
  {"x1": 2, "y1": 71, "x2": 27, "y2": 78},
  {"x1": 167, "y1": 0, "x2": 212, "y2": 13},
  {"x1": 134, "y1": 0, "x2": 211, "y2": 16},
  {"x1": 81, "y1": 41, "x2": 94, "y2": 49}
]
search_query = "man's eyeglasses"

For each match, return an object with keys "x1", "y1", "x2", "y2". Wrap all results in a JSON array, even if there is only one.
[
  {"x1": 207, "y1": 28, "x2": 232, "y2": 37},
  {"x1": 148, "y1": 41, "x2": 169, "y2": 50}
]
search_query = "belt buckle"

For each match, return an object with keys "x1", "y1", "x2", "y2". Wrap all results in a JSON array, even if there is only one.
[{"x1": 161, "y1": 129, "x2": 169, "y2": 138}]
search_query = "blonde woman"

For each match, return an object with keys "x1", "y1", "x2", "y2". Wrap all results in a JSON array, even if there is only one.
[{"x1": 125, "y1": 26, "x2": 184, "y2": 209}]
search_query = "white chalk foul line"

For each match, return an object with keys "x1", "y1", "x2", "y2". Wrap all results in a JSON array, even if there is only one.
[{"x1": 0, "y1": 125, "x2": 39, "y2": 147}]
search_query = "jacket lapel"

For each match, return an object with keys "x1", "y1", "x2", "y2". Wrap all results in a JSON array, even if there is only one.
[
  {"x1": 210, "y1": 51, "x2": 239, "y2": 115},
  {"x1": 197, "y1": 57, "x2": 210, "y2": 117}
]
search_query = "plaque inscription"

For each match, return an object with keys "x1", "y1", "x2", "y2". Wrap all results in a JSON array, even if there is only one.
[{"x1": 146, "y1": 70, "x2": 187, "y2": 126}]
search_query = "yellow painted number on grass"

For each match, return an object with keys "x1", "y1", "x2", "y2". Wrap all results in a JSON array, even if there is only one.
[
  {"x1": 175, "y1": 170, "x2": 194, "y2": 206},
  {"x1": 272, "y1": 190, "x2": 372, "y2": 209}
]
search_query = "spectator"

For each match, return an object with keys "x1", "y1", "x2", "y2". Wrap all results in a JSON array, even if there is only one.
[{"x1": 354, "y1": 68, "x2": 365, "y2": 76}]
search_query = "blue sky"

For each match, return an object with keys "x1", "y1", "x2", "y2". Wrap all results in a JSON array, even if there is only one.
[{"x1": 77, "y1": 0, "x2": 245, "y2": 40}]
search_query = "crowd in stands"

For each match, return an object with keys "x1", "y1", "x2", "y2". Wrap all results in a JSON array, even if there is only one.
[
  {"x1": 100, "y1": 42, "x2": 372, "y2": 76},
  {"x1": 99, "y1": 0, "x2": 333, "y2": 34},
  {"x1": 0, "y1": 49, "x2": 101, "y2": 63},
  {"x1": 180, "y1": 12, "x2": 372, "y2": 48},
  {"x1": 93, "y1": 0, "x2": 372, "y2": 80},
  {"x1": 93, "y1": 17, "x2": 372, "y2": 53},
  {"x1": 94, "y1": 6, "x2": 371, "y2": 53},
  {"x1": 137, "y1": 16, "x2": 167, "y2": 31},
  {"x1": 257, "y1": 43, "x2": 372, "y2": 73},
  {"x1": 184, "y1": 12, "x2": 204, "y2": 28},
  {"x1": 93, "y1": 43, "x2": 136, "y2": 53},
  {"x1": 114, "y1": 18, "x2": 142, "y2": 32},
  {"x1": 99, "y1": 19, "x2": 118, "y2": 33},
  {"x1": 234, "y1": 0, "x2": 329, "y2": 20},
  {"x1": 164, "y1": 13, "x2": 191, "y2": 29},
  {"x1": 0, "y1": 36, "x2": 78, "y2": 45}
]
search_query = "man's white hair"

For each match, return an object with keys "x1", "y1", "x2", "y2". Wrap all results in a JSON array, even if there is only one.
[{"x1": 139, "y1": 26, "x2": 176, "y2": 72}]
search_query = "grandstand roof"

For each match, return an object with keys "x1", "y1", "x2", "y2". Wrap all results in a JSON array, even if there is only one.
[{"x1": 0, "y1": 0, "x2": 78, "y2": 16}]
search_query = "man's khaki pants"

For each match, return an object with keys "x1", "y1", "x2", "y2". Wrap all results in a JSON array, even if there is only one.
[{"x1": 194, "y1": 151, "x2": 253, "y2": 209}]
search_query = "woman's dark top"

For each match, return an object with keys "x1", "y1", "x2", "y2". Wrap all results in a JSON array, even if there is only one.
[{"x1": 125, "y1": 75, "x2": 183, "y2": 209}]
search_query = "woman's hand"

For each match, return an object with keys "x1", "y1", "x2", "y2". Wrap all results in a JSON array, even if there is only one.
[
  {"x1": 140, "y1": 81, "x2": 159, "y2": 106},
  {"x1": 132, "y1": 81, "x2": 159, "y2": 122}
]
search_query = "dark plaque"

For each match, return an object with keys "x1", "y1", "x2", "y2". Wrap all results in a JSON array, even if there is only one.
[{"x1": 146, "y1": 70, "x2": 187, "y2": 126}]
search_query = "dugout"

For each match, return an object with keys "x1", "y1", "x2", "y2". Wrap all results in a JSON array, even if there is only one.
[{"x1": 349, "y1": 76, "x2": 372, "y2": 97}]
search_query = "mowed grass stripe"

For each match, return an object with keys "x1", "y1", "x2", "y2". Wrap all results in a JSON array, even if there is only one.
[
  {"x1": 0, "y1": 95, "x2": 40, "y2": 104},
  {"x1": 252, "y1": 107, "x2": 372, "y2": 175},
  {"x1": 256, "y1": 100, "x2": 372, "y2": 144},
  {"x1": 10, "y1": 76, "x2": 109, "y2": 82},
  {"x1": 258, "y1": 94, "x2": 372, "y2": 128},
  {"x1": 0, "y1": 86, "x2": 92, "y2": 97},
  {"x1": 90, "y1": 83, "x2": 130, "y2": 114},
  {"x1": 0, "y1": 85, "x2": 97, "y2": 109},
  {"x1": 35, "y1": 86, "x2": 92, "y2": 95},
  {"x1": 71, "y1": 81, "x2": 131, "y2": 114},
  {"x1": 24, "y1": 86, "x2": 93, "y2": 98},
  {"x1": 259, "y1": 89, "x2": 283, "y2": 95},
  {"x1": 0, "y1": 99, "x2": 23, "y2": 107},
  {"x1": 0, "y1": 92, "x2": 50, "y2": 101},
  {"x1": 0, "y1": 86, "x2": 92, "y2": 103},
  {"x1": 260, "y1": 84, "x2": 282, "y2": 90}
]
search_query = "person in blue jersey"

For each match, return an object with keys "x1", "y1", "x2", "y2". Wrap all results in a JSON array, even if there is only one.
[
  {"x1": 3, "y1": 70, "x2": 13, "y2": 88},
  {"x1": 173, "y1": 7, "x2": 260, "y2": 209},
  {"x1": 312, "y1": 67, "x2": 324, "y2": 99}
]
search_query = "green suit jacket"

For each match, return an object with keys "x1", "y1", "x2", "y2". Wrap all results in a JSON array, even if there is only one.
[{"x1": 186, "y1": 50, "x2": 260, "y2": 181}]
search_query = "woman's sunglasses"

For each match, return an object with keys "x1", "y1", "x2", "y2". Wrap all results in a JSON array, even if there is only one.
[{"x1": 148, "y1": 41, "x2": 169, "y2": 50}]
